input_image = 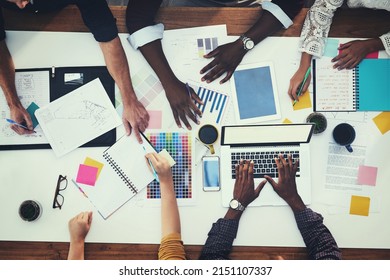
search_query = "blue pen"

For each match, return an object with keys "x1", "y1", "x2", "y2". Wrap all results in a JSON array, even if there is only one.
[
  {"x1": 293, "y1": 66, "x2": 311, "y2": 106},
  {"x1": 143, "y1": 146, "x2": 159, "y2": 183},
  {"x1": 6, "y1": 118, "x2": 36, "y2": 133}
]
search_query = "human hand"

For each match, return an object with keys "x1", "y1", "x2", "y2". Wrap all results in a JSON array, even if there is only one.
[
  {"x1": 332, "y1": 39, "x2": 376, "y2": 70},
  {"x1": 9, "y1": 104, "x2": 34, "y2": 135},
  {"x1": 233, "y1": 160, "x2": 266, "y2": 207},
  {"x1": 288, "y1": 66, "x2": 311, "y2": 102},
  {"x1": 145, "y1": 152, "x2": 173, "y2": 184},
  {"x1": 264, "y1": 154, "x2": 305, "y2": 213},
  {"x1": 165, "y1": 80, "x2": 202, "y2": 130},
  {"x1": 200, "y1": 40, "x2": 246, "y2": 84},
  {"x1": 68, "y1": 211, "x2": 93, "y2": 244},
  {"x1": 122, "y1": 100, "x2": 149, "y2": 143}
]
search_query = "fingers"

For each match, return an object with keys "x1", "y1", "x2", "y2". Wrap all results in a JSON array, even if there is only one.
[
  {"x1": 132, "y1": 126, "x2": 143, "y2": 144},
  {"x1": 179, "y1": 111, "x2": 192, "y2": 130},
  {"x1": 203, "y1": 47, "x2": 220, "y2": 59},
  {"x1": 255, "y1": 179, "x2": 267, "y2": 197},
  {"x1": 264, "y1": 175, "x2": 277, "y2": 189},
  {"x1": 200, "y1": 60, "x2": 217, "y2": 75},
  {"x1": 172, "y1": 109, "x2": 181, "y2": 128},
  {"x1": 24, "y1": 115, "x2": 33, "y2": 131},
  {"x1": 219, "y1": 70, "x2": 234, "y2": 84},
  {"x1": 241, "y1": 160, "x2": 249, "y2": 183},
  {"x1": 248, "y1": 161, "x2": 254, "y2": 182},
  {"x1": 292, "y1": 159, "x2": 299, "y2": 176},
  {"x1": 202, "y1": 66, "x2": 226, "y2": 83},
  {"x1": 123, "y1": 119, "x2": 131, "y2": 136},
  {"x1": 87, "y1": 211, "x2": 93, "y2": 225}
]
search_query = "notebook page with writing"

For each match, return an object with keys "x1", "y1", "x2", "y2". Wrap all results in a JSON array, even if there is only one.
[
  {"x1": 313, "y1": 58, "x2": 355, "y2": 111},
  {"x1": 356, "y1": 58, "x2": 390, "y2": 111}
]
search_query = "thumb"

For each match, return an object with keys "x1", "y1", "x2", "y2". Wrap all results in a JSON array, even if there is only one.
[
  {"x1": 254, "y1": 179, "x2": 267, "y2": 197},
  {"x1": 264, "y1": 175, "x2": 277, "y2": 190}
]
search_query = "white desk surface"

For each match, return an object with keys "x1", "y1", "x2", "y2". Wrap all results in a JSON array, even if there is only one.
[{"x1": 1, "y1": 30, "x2": 389, "y2": 249}]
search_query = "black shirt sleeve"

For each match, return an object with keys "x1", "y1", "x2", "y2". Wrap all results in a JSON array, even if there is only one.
[
  {"x1": 126, "y1": 0, "x2": 163, "y2": 34},
  {"x1": 272, "y1": 0, "x2": 304, "y2": 20},
  {"x1": 0, "y1": 9, "x2": 5, "y2": 41}
]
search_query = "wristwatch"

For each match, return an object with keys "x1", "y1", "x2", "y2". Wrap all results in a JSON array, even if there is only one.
[
  {"x1": 229, "y1": 199, "x2": 246, "y2": 212},
  {"x1": 239, "y1": 35, "x2": 255, "y2": 51}
]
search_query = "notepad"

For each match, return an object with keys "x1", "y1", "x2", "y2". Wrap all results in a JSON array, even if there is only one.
[{"x1": 313, "y1": 58, "x2": 390, "y2": 112}]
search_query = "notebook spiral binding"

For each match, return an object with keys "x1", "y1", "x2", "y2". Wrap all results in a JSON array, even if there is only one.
[
  {"x1": 352, "y1": 66, "x2": 360, "y2": 110},
  {"x1": 103, "y1": 153, "x2": 138, "y2": 194}
]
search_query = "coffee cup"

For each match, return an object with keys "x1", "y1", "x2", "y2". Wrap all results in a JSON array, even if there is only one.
[
  {"x1": 332, "y1": 123, "x2": 356, "y2": 153},
  {"x1": 198, "y1": 124, "x2": 219, "y2": 154},
  {"x1": 19, "y1": 200, "x2": 42, "y2": 222}
]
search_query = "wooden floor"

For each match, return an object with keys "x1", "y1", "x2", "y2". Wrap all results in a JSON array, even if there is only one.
[{"x1": 1, "y1": 6, "x2": 390, "y2": 260}]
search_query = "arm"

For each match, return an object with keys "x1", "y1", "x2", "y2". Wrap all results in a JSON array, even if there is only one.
[
  {"x1": 67, "y1": 211, "x2": 93, "y2": 260},
  {"x1": 0, "y1": 40, "x2": 33, "y2": 134},
  {"x1": 265, "y1": 154, "x2": 341, "y2": 260},
  {"x1": 145, "y1": 153, "x2": 185, "y2": 260},
  {"x1": 99, "y1": 38, "x2": 149, "y2": 143},
  {"x1": 289, "y1": 0, "x2": 343, "y2": 100},
  {"x1": 201, "y1": 0, "x2": 304, "y2": 83},
  {"x1": 199, "y1": 160, "x2": 266, "y2": 260},
  {"x1": 126, "y1": 0, "x2": 202, "y2": 130}
]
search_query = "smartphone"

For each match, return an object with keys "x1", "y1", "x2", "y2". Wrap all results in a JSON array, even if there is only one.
[{"x1": 202, "y1": 156, "x2": 221, "y2": 191}]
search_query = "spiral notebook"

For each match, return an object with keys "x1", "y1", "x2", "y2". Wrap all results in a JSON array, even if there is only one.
[
  {"x1": 76, "y1": 133, "x2": 156, "y2": 219},
  {"x1": 313, "y1": 58, "x2": 390, "y2": 112}
]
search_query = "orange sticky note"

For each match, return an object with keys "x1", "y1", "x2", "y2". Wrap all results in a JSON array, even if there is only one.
[
  {"x1": 293, "y1": 89, "x2": 312, "y2": 111},
  {"x1": 283, "y1": 118, "x2": 292, "y2": 124},
  {"x1": 349, "y1": 195, "x2": 370, "y2": 216},
  {"x1": 373, "y1": 112, "x2": 390, "y2": 135},
  {"x1": 84, "y1": 157, "x2": 104, "y2": 179}
]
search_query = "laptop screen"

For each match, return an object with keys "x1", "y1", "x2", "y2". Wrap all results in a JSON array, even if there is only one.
[{"x1": 221, "y1": 124, "x2": 314, "y2": 145}]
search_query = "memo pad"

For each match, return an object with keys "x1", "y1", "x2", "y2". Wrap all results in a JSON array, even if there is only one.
[{"x1": 230, "y1": 62, "x2": 281, "y2": 123}]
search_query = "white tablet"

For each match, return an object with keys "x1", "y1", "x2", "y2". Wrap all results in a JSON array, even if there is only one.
[{"x1": 230, "y1": 61, "x2": 281, "y2": 123}]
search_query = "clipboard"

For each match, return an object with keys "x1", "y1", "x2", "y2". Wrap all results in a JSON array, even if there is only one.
[{"x1": 0, "y1": 66, "x2": 116, "y2": 150}]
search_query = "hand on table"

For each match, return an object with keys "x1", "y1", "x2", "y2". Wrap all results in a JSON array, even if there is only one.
[
  {"x1": 122, "y1": 101, "x2": 149, "y2": 143},
  {"x1": 68, "y1": 211, "x2": 93, "y2": 244},
  {"x1": 165, "y1": 80, "x2": 202, "y2": 130},
  {"x1": 9, "y1": 105, "x2": 34, "y2": 135},
  {"x1": 200, "y1": 41, "x2": 246, "y2": 84},
  {"x1": 233, "y1": 160, "x2": 266, "y2": 207},
  {"x1": 332, "y1": 39, "x2": 376, "y2": 70},
  {"x1": 264, "y1": 154, "x2": 305, "y2": 213}
]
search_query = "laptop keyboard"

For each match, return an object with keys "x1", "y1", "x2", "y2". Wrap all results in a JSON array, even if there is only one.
[{"x1": 231, "y1": 150, "x2": 300, "y2": 179}]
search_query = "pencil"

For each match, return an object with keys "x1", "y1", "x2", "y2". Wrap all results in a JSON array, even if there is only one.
[{"x1": 293, "y1": 66, "x2": 311, "y2": 106}]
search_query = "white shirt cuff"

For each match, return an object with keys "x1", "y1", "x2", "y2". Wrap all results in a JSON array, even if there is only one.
[
  {"x1": 262, "y1": 1, "x2": 293, "y2": 29},
  {"x1": 127, "y1": 23, "x2": 165, "y2": 49},
  {"x1": 379, "y1": 33, "x2": 390, "y2": 56}
]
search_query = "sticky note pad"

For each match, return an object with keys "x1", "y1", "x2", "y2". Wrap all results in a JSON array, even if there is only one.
[
  {"x1": 147, "y1": 110, "x2": 162, "y2": 129},
  {"x1": 159, "y1": 148, "x2": 176, "y2": 167},
  {"x1": 373, "y1": 112, "x2": 390, "y2": 135},
  {"x1": 293, "y1": 89, "x2": 312, "y2": 111},
  {"x1": 84, "y1": 157, "x2": 104, "y2": 179},
  {"x1": 350, "y1": 195, "x2": 370, "y2": 216},
  {"x1": 324, "y1": 38, "x2": 339, "y2": 57},
  {"x1": 365, "y1": 51, "x2": 379, "y2": 59},
  {"x1": 283, "y1": 118, "x2": 292, "y2": 124},
  {"x1": 26, "y1": 102, "x2": 40, "y2": 128},
  {"x1": 76, "y1": 164, "x2": 99, "y2": 186},
  {"x1": 357, "y1": 165, "x2": 378, "y2": 186}
]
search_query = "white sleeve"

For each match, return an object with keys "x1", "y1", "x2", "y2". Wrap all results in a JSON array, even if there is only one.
[
  {"x1": 298, "y1": 0, "x2": 344, "y2": 58},
  {"x1": 379, "y1": 32, "x2": 390, "y2": 56},
  {"x1": 262, "y1": 1, "x2": 293, "y2": 29},
  {"x1": 127, "y1": 23, "x2": 165, "y2": 50}
]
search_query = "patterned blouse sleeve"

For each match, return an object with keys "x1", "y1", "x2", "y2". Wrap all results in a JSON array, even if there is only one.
[{"x1": 299, "y1": 0, "x2": 344, "y2": 57}]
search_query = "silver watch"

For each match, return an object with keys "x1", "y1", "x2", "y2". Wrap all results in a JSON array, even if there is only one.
[
  {"x1": 229, "y1": 199, "x2": 246, "y2": 212},
  {"x1": 239, "y1": 35, "x2": 255, "y2": 51}
]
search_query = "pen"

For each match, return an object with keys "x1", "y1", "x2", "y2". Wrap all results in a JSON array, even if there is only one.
[
  {"x1": 293, "y1": 66, "x2": 311, "y2": 106},
  {"x1": 6, "y1": 118, "x2": 36, "y2": 133},
  {"x1": 143, "y1": 146, "x2": 159, "y2": 183},
  {"x1": 71, "y1": 179, "x2": 88, "y2": 198}
]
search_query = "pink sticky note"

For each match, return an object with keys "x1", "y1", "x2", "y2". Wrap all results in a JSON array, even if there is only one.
[
  {"x1": 365, "y1": 52, "x2": 379, "y2": 59},
  {"x1": 147, "y1": 110, "x2": 162, "y2": 129},
  {"x1": 76, "y1": 164, "x2": 99, "y2": 186},
  {"x1": 357, "y1": 165, "x2": 378, "y2": 186}
]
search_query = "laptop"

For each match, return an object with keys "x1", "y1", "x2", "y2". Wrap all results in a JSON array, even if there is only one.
[{"x1": 220, "y1": 123, "x2": 314, "y2": 207}]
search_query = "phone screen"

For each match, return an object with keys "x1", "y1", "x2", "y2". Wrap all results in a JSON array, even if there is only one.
[{"x1": 203, "y1": 157, "x2": 220, "y2": 191}]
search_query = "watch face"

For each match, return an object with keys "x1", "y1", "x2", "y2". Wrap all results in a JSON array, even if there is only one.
[
  {"x1": 245, "y1": 40, "x2": 255, "y2": 50},
  {"x1": 230, "y1": 199, "x2": 239, "y2": 209}
]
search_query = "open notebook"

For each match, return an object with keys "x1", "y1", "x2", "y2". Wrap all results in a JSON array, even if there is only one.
[
  {"x1": 73, "y1": 133, "x2": 156, "y2": 219},
  {"x1": 313, "y1": 58, "x2": 390, "y2": 112}
]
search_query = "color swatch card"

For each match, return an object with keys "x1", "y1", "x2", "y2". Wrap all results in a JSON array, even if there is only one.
[
  {"x1": 144, "y1": 131, "x2": 196, "y2": 206},
  {"x1": 192, "y1": 84, "x2": 229, "y2": 124},
  {"x1": 230, "y1": 62, "x2": 281, "y2": 123}
]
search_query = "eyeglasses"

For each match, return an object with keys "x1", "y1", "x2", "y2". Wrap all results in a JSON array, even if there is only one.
[{"x1": 52, "y1": 175, "x2": 68, "y2": 209}]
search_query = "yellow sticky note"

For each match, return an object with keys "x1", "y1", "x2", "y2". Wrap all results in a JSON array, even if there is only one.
[
  {"x1": 349, "y1": 195, "x2": 370, "y2": 216},
  {"x1": 293, "y1": 89, "x2": 312, "y2": 111},
  {"x1": 373, "y1": 112, "x2": 390, "y2": 135},
  {"x1": 84, "y1": 157, "x2": 104, "y2": 179},
  {"x1": 283, "y1": 118, "x2": 292, "y2": 124}
]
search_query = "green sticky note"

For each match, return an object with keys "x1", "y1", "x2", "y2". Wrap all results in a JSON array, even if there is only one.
[{"x1": 26, "y1": 102, "x2": 40, "y2": 128}]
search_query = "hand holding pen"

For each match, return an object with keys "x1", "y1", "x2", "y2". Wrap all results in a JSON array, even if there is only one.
[
  {"x1": 292, "y1": 67, "x2": 311, "y2": 106},
  {"x1": 144, "y1": 152, "x2": 173, "y2": 185},
  {"x1": 288, "y1": 66, "x2": 311, "y2": 105},
  {"x1": 6, "y1": 118, "x2": 36, "y2": 134}
]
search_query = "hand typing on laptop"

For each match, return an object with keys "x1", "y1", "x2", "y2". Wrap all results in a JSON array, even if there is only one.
[{"x1": 264, "y1": 154, "x2": 306, "y2": 213}]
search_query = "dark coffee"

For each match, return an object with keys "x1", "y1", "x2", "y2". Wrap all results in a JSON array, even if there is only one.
[
  {"x1": 333, "y1": 123, "x2": 356, "y2": 152},
  {"x1": 19, "y1": 200, "x2": 42, "y2": 222},
  {"x1": 198, "y1": 125, "x2": 218, "y2": 145}
]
